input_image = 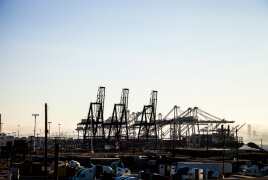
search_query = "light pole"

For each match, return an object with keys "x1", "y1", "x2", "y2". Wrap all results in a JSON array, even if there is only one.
[
  {"x1": 58, "y1": 124, "x2": 61, "y2": 138},
  {"x1": 17, "y1": 125, "x2": 20, "y2": 138},
  {"x1": 32, "y1": 114, "x2": 39, "y2": 152},
  {"x1": 48, "y1": 122, "x2": 52, "y2": 139}
]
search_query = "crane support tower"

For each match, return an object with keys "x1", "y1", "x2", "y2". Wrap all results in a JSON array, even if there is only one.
[
  {"x1": 83, "y1": 86, "x2": 105, "y2": 150},
  {"x1": 137, "y1": 91, "x2": 158, "y2": 148},
  {"x1": 107, "y1": 88, "x2": 129, "y2": 149}
]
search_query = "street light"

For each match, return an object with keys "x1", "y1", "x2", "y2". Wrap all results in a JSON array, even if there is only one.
[
  {"x1": 58, "y1": 124, "x2": 61, "y2": 138},
  {"x1": 32, "y1": 114, "x2": 39, "y2": 152}
]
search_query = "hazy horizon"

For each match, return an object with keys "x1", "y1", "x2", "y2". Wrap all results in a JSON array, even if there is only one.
[{"x1": 1, "y1": 1, "x2": 268, "y2": 144}]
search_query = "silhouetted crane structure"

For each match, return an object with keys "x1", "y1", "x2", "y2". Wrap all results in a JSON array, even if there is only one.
[
  {"x1": 107, "y1": 88, "x2": 129, "y2": 149},
  {"x1": 77, "y1": 87, "x2": 244, "y2": 151},
  {"x1": 137, "y1": 91, "x2": 158, "y2": 147},
  {"x1": 83, "y1": 86, "x2": 105, "y2": 149}
]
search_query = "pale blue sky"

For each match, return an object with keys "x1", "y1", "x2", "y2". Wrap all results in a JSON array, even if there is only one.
[{"x1": 0, "y1": 1, "x2": 268, "y2": 138}]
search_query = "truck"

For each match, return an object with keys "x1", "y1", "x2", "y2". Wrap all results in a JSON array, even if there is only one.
[
  {"x1": 182, "y1": 168, "x2": 203, "y2": 180},
  {"x1": 179, "y1": 162, "x2": 232, "y2": 174},
  {"x1": 71, "y1": 165, "x2": 113, "y2": 180},
  {"x1": 69, "y1": 160, "x2": 81, "y2": 168},
  {"x1": 239, "y1": 165, "x2": 248, "y2": 173},
  {"x1": 259, "y1": 166, "x2": 268, "y2": 177},
  {"x1": 244, "y1": 165, "x2": 259, "y2": 176},
  {"x1": 117, "y1": 168, "x2": 131, "y2": 177},
  {"x1": 180, "y1": 168, "x2": 223, "y2": 180},
  {"x1": 72, "y1": 168, "x2": 94, "y2": 180},
  {"x1": 170, "y1": 166, "x2": 189, "y2": 180}
]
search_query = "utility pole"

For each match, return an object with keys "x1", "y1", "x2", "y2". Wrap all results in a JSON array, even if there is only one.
[
  {"x1": 261, "y1": 139, "x2": 263, "y2": 149},
  {"x1": 17, "y1": 125, "x2": 20, "y2": 138},
  {"x1": 32, "y1": 114, "x2": 39, "y2": 152},
  {"x1": 45, "y1": 103, "x2": 48, "y2": 180},
  {"x1": 58, "y1": 124, "x2": 61, "y2": 138}
]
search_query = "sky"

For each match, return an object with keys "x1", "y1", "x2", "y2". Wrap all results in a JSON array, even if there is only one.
[{"x1": 0, "y1": 1, "x2": 268, "y2": 141}]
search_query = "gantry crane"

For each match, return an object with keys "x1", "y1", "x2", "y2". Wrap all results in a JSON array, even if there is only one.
[
  {"x1": 137, "y1": 91, "x2": 158, "y2": 144},
  {"x1": 107, "y1": 88, "x2": 129, "y2": 149},
  {"x1": 83, "y1": 86, "x2": 105, "y2": 149}
]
